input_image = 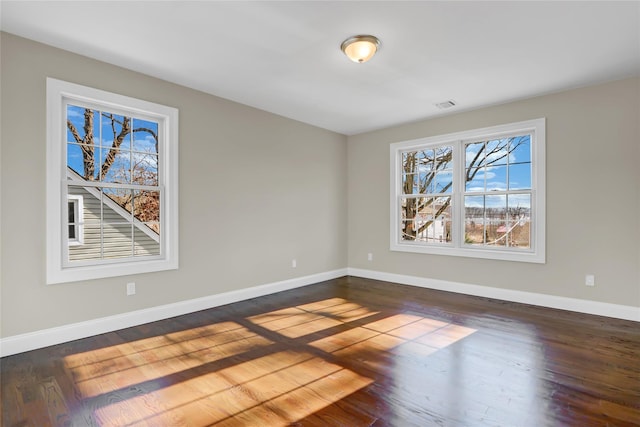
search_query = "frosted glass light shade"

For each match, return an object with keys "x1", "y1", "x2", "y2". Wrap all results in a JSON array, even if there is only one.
[{"x1": 341, "y1": 35, "x2": 380, "y2": 63}]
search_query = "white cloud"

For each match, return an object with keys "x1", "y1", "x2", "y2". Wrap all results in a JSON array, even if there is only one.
[{"x1": 132, "y1": 134, "x2": 157, "y2": 152}]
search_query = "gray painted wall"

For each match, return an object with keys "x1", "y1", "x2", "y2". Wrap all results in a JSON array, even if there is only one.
[
  {"x1": 348, "y1": 77, "x2": 640, "y2": 307},
  {"x1": 0, "y1": 33, "x2": 348, "y2": 338}
]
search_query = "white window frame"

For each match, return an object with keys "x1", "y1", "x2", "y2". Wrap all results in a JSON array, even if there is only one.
[
  {"x1": 67, "y1": 194, "x2": 84, "y2": 246},
  {"x1": 46, "y1": 78, "x2": 179, "y2": 284},
  {"x1": 390, "y1": 118, "x2": 545, "y2": 263}
]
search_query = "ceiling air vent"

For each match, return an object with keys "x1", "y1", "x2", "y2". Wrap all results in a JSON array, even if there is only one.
[{"x1": 435, "y1": 100, "x2": 456, "y2": 109}]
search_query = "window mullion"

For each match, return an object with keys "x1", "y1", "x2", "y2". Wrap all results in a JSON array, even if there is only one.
[
  {"x1": 131, "y1": 189, "x2": 135, "y2": 257},
  {"x1": 452, "y1": 141, "x2": 462, "y2": 249}
]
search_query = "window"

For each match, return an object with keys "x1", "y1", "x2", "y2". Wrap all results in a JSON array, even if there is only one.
[
  {"x1": 47, "y1": 78, "x2": 179, "y2": 284},
  {"x1": 67, "y1": 195, "x2": 84, "y2": 246},
  {"x1": 390, "y1": 119, "x2": 545, "y2": 263}
]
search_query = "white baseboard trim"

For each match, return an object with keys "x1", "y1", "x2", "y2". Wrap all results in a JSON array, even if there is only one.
[
  {"x1": 347, "y1": 268, "x2": 640, "y2": 322},
  {"x1": 0, "y1": 268, "x2": 348, "y2": 357},
  {"x1": 3, "y1": 267, "x2": 637, "y2": 357}
]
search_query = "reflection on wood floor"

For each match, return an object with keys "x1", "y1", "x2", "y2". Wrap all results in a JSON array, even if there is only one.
[{"x1": 2, "y1": 276, "x2": 639, "y2": 426}]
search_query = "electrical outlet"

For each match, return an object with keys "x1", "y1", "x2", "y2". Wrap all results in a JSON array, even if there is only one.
[
  {"x1": 585, "y1": 275, "x2": 595, "y2": 287},
  {"x1": 292, "y1": 259, "x2": 297, "y2": 268},
  {"x1": 367, "y1": 253, "x2": 373, "y2": 262},
  {"x1": 127, "y1": 282, "x2": 136, "y2": 295}
]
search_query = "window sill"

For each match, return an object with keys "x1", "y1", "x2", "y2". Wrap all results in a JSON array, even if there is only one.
[{"x1": 390, "y1": 242, "x2": 545, "y2": 263}]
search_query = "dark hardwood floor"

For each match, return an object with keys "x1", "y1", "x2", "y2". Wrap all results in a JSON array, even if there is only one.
[{"x1": 2, "y1": 276, "x2": 639, "y2": 426}]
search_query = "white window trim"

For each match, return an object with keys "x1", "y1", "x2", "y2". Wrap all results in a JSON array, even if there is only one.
[
  {"x1": 390, "y1": 118, "x2": 545, "y2": 263},
  {"x1": 46, "y1": 78, "x2": 179, "y2": 284},
  {"x1": 67, "y1": 194, "x2": 84, "y2": 246}
]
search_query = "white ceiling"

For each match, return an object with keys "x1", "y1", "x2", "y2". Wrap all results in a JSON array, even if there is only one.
[{"x1": 2, "y1": 1, "x2": 639, "y2": 135}]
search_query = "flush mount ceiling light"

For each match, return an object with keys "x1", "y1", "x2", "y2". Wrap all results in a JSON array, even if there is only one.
[{"x1": 341, "y1": 35, "x2": 380, "y2": 63}]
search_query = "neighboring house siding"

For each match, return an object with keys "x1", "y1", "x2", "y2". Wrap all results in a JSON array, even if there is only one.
[{"x1": 68, "y1": 186, "x2": 159, "y2": 261}]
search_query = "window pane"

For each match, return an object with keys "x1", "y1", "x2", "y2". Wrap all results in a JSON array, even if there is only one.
[
  {"x1": 409, "y1": 196, "x2": 452, "y2": 244},
  {"x1": 104, "y1": 224, "x2": 133, "y2": 259},
  {"x1": 402, "y1": 152, "x2": 416, "y2": 173},
  {"x1": 417, "y1": 150, "x2": 434, "y2": 172},
  {"x1": 144, "y1": 222, "x2": 160, "y2": 237},
  {"x1": 434, "y1": 146, "x2": 452, "y2": 170},
  {"x1": 435, "y1": 170, "x2": 453, "y2": 193},
  {"x1": 508, "y1": 193, "x2": 531, "y2": 212},
  {"x1": 67, "y1": 143, "x2": 100, "y2": 181},
  {"x1": 102, "y1": 188, "x2": 133, "y2": 223},
  {"x1": 102, "y1": 188, "x2": 133, "y2": 259},
  {"x1": 135, "y1": 153, "x2": 158, "y2": 187},
  {"x1": 133, "y1": 190, "x2": 160, "y2": 234},
  {"x1": 99, "y1": 113, "x2": 132, "y2": 181},
  {"x1": 132, "y1": 118, "x2": 158, "y2": 154},
  {"x1": 401, "y1": 197, "x2": 419, "y2": 220},
  {"x1": 401, "y1": 220, "x2": 415, "y2": 241},
  {"x1": 133, "y1": 188, "x2": 160, "y2": 254},
  {"x1": 509, "y1": 163, "x2": 531, "y2": 190},
  {"x1": 485, "y1": 138, "x2": 509, "y2": 166},
  {"x1": 402, "y1": 197, "x2": 438, "y2": 242},
  {"x1": 486, "y1": 165, "x2": 507, "y2": 191},
  {"x1": 66, "y1": 104, "x2": 100, "y2": 180},
  {"x1": 511, "y1": 135, "x2": 531, "y2": 164},
  {"x1": 69, "y1": 232, "x2": 101, "y2": 262},
  {"x1": 401, "y1": 199, "x2": 409, "y2": 220},
  {"x1": 66, "y1": 105, "x2": 85, "y2": 142},
  {"x1": 82, "y1": 223, "x2": 102, "y2": 253},
  {"x1": 402, "y1": 174, "x2": 416, "y2": 194},
  {"x1": 67, "y1": 143, "x2": 84, "y2": 177},
  {"x1": 432, "y1": 197, "x2": 452, "y2": 243},
  {"x1": 465, "y1": 167, "x2": 484, "y2": 192},
  {"x1": 66, "y1": 106, "x2": 103, "y2": 179},
  {"x1": 101, "y1": 149, "x2": 132, "y2": 184},
  {"x1": 135, "y1": 237, "x2": 160, "y2": 256},
  {"x1": 402, "y1": 152, "x2": 418, "y2": 194},
  {"x1": 418, "y1": 171, "x2": 435, "y2": 194},
  {"x1": 485, "y1": 195, "x2": 507, "y2": 246},
  {"x1": 464, "y1": 196, "x2": 484, "y2": 245},
  {"x1": 66, "y1": 106, "x2": 100, "y2": 160},
  {"x1": 100, "y1": 112, "x2": 129, "y2": 148},
  {"x1": 508, "y1": 194, "x2": 531, "y2": 249},
  {"x1": 465, "y1": 142, "x2": 484, "y2": 168},
  {"x1": 73, "y1": 187, "x2": 98, "y2": 227}
]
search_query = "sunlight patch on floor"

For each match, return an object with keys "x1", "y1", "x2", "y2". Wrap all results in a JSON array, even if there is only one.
[
  {"x1": 250, "y1": 298, "x2": 381, "y2": 338},
  {"x1": 64, "y1": 323, "x2": 273, "y2": 398},
  {"x1": 93, "y1": 351, "x2": 373, "y2": 426},
  {"x1": 63, "y1": 297, "x2": 476, "y2": 425},
  {"x1": 311, "y1": 313, "x2": 476, "y2": 370}
]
